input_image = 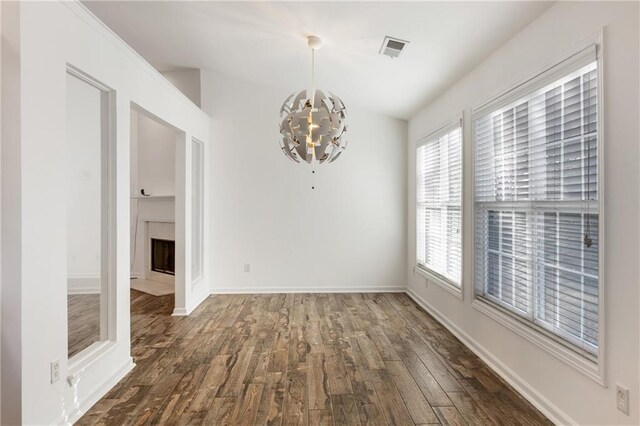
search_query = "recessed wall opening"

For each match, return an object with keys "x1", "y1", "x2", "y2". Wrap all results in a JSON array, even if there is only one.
[
  {"x1": 65, "y1": 68, "x2": 114, "y2": 360},
  {"x1": 129, "y1": 106, "x2": 180, "y2": 300}
]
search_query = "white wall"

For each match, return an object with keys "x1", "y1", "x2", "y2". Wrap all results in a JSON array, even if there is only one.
[
  {"x1": 66, "y1": 73, "x2": 102, "y2": 293},
  {"x1": 407, "y1": 2, "x2": 639, "y2": 425},
  {"x1": 134, "y1": 111, "x2": 176, "y2": 197},
  {"x1": 0, "y1": 2, "x2": 211, "y2": 424},
  {"x1": 161, "y1": 68, "x2": 201, "y2": 108},
  {"x1": 201, "y1": 70, "x2": 407, "y2": 293}
]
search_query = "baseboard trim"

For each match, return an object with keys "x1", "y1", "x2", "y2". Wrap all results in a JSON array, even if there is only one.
[
  {"x1": 173, "y1": 283, "x2": 212, "y2": 316},
  {"x1": 172, "y1": 307, "x2": 188, "y2": 316},
  {"x1": 67, "y1": 276, "x2": 101, "y2": 295},
  {"x1": 209, "y1": 285, "x2": 406, "y2": 294},
  {"x1": 67, "y1": 288, "x2": 101, "y2": 295},
  {"x1": 187, "y1": 285, "x2": 211, "y2": 314},
  {"x1": 61, "y1": 358, "x2": 135, "y2": 425},
  {"x1": 405, "y1": 288, "x2": 574, "y2": 426}
]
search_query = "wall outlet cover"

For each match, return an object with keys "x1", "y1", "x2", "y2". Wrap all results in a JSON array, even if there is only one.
[
  {"x1": 51, "y1": 360, "x2": 60, "y2": 384},
  {"x1": 617, "y1": 384, "x2": 629, "y2": 415}
]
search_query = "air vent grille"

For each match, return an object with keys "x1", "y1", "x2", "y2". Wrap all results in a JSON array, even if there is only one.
[{"x1": 380, "y1": 36, "x2": 409, "y2": 59}]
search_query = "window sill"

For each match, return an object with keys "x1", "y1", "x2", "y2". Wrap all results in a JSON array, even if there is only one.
[
  {"x1": 415, "y1": 265, "x2": 463, "y2": 300},
  {"x1": 472, "y1": 298, "x2": 604, "y2": 385}
]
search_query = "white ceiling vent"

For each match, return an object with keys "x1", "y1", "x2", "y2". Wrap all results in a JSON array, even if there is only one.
[{"x1": 379, "y1": 36, "x2": 409, "y2": 59}]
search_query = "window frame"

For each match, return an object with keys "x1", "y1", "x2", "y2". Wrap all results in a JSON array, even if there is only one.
[
  {"x1": 470, "y1": 35, "x2": 605, "y2": 385},
  {"x1": 415, "y1": 113, "x2": 465, "y2": 299}
]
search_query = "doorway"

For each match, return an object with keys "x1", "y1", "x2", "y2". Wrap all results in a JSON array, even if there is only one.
[{"x1": 129, "y1": 107, "x2": 179, "y2": 301}]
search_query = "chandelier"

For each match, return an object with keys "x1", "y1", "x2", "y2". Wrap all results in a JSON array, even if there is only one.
[{"x1": 279, "y1": 36, "x2": 348, "y2": 165}]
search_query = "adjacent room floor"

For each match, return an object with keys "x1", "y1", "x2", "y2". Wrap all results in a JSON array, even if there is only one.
[
  {"x1": 68, "y1": 294, "x2": 101, "y2": 359},
  {"x1": 77, "y1": 291, "x2": 551, "y2": 425},
  {"x1": 130, "y1": 278, "x2": 175, "y2": 297}
]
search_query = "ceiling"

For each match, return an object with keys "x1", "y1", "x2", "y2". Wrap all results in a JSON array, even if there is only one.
[{"x1": 83, "y1": 1, "x2": 553, "y2": 120}]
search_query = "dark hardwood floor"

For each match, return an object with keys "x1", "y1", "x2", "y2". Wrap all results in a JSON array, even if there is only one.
[
  {"x1": 68, "y1": 294, "x2": 101, "y2": 358},
  {"x1": 77, "y1": 290, "x2": 551, "y2": 425}
]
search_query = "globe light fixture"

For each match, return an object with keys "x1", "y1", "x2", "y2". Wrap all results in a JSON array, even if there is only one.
[{"x1": 279, "y1": 36, "x2": 348, "y2": 165}]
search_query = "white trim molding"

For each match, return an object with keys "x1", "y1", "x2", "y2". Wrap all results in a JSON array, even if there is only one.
[
  {"x1": 68, "y1": 341, "x2": 119, "y2": 381},
  {"x1": 172, "y1": 307, "x2": 189, "y2": 317},
  {"x1": 62, "y1": 357, "x2": 135, "y2": 425},
  {"x1": 172, "y1": 281, "x2": 210, "y2": 316},
  {"x1": 472, "y1": 298, "x2": 603, "y2": 384},
  {"x1": 67, "y1": 276, "x2": 101, "y2": 295},
  {"x1": 188, "y1": 285, "x2": 210, "y2": 313},
  {"x1": 406, "y1": 288, "x2": 576, "y2": 426},
  {"x1": 210, "y1": 285, "x2": 407, "y2": 295},
  {"x1": 414, "y1": 265, "x2": 463, "y2": 300}
]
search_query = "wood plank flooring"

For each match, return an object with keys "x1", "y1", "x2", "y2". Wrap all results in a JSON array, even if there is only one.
[
  {"x1": 68, "y1": 294, "x2": 101, "y2": 358},
  {"x1": 77, "y1": 291, "x2": 552, "y2": 425}
]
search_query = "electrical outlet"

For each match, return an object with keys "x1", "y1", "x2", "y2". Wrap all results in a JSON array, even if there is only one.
[
  {"x1": 617, "y1": 384, "x2": 629, "y2": 415},
  {"x1": 244, "y1": 264, "x2": 251, "y2": 273},
  {"x1": 51, "y1": 360, "x2": 60, "y2": 384}
]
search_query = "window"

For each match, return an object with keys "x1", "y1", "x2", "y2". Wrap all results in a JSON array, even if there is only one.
[
  {"x1": 474, "y1": 47, "x2": 600, "y2": 356},
  {"x1": 417, "y1": 119, "x2": 462, "y2": 288}
]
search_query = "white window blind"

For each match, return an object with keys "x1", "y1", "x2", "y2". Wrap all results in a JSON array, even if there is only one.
[
  {"x1": 417, "y1": 121, "x2": 462, "y2": 287},
  {"x1": 474, "y1": 52, "x2": 599, "y2": 355}
]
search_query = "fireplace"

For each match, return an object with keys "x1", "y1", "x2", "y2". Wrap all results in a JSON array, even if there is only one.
[{"x1": 151, "y1": 238, "x2": 175, "y2": 275}]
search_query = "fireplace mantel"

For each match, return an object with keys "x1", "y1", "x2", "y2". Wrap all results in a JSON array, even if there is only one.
[{"x1": 130, "y1": 195, "x2": 175, "y2": 200}]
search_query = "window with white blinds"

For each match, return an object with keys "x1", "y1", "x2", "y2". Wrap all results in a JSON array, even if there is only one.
[
  {"x1": 474, "y1": 51, "x2": 600, "y2": 356},
  {"x1": 417, "y1": 120, "x2": 462, "y2": 288}
]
